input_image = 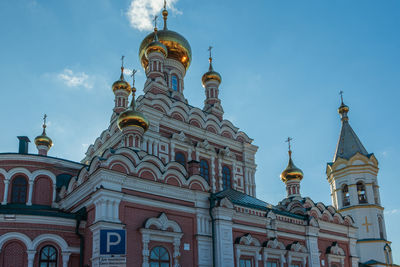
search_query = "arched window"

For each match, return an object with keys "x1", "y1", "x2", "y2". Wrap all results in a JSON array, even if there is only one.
[
  {"x1": 342, "y1": 184, "x2": 350, "y2": 206},
  {"x1": 39, "y1": 245, "x2": 58, "y2": 267},
  {"x1": 384, "y1": 245, "x2": 392, "y2": 265},
  {"x1": 222, "y1": 166, "x2": 231, "y2": 190},
  {"x1": 150, "y1": 246, "x2": 170, "y2": 267},
  {"x1": 357, "y1": 182, "x2": 368, "y2": 204},
  {"x1": 11, "y1": 176, "x2": 28, "y2": 203},
  {"x1": 175, "y1": 152, "x2": 186, "y2": 167},
  {"x1": 378, "y1": 216, "x2": 385, "y2": 239},
  {"x1": 199, "y1": 160, "x2": 209, "y2": 182},
  {"x1": 373, "y1": 182, "x2": 380, "y2": 205},
  {"x1": 171, "y1": 75, "x2": 178, "y2": 91}
]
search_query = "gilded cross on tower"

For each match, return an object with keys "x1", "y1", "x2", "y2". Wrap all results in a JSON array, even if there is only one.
[
  {"x1": 339, "y1": 90, "x2": 344, "y2": 104},
  {"x1": 362, "y1": 216, "x2": 372, "y2": 232},
  {"x1": 121, "y1": 55, "x2": 125, "y2": 68},
  {"x1": 285, "y1": 137, "x2": 293, "y2": 152},
  {"x1": 153, "y1": 15, "x2": 158, "y2": 29},
  {"x1": 208, "y1": 46, "x2": 213, "y2": 59},
  {"x1": 43, "y1": 114, "x2": 47, "y2": 128},
  {"x1": 131, "y1": 69, "x2": 137, "y2": 87}
]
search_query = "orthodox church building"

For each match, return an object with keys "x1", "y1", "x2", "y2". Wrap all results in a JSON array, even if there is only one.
[{"x1": 0, "y1": 6, "x2": 394, "y2": 267}]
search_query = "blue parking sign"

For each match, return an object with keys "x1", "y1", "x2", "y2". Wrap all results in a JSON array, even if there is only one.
[{"x1": 100, "y1": 229, "x2": 126, "y2": 255}]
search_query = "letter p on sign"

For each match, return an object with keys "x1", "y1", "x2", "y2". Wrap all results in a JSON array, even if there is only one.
[{"x1": 100, "y1": 229, "x2": 126, "y2": 255}]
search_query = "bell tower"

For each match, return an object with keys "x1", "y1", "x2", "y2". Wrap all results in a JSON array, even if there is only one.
[{"x1": 326, "y1": 93, "x2": 393, "y2": 265}]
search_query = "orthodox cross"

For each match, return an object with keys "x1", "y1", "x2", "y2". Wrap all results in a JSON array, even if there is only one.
[
  {"x1": 153, "y1": 15, "x2": 158, "y2": 29},
  {"x1": 339, "y1": 90, "x2": 344, "y2": 103},
  {"x1": 43, "y1": 114, "x2": 47, "y2": 126},
  {"x1": 285, "y1": 137, "x2": 293, "y2": 152},
  {"x1": 131, "y1": 69, "x2": 137, "y2": 87},
  {"x1": 208, "y1": 46, "x2": 213, "y2": 59},
  {"x1": 362, "y1": 216, "x2": 372, "y2": 232},
  {"x1": 121, "y1": 55, "x2": 125, "y2": 68},
  {"x1": 164, "y1": 0, "x2": 167, "y2": 9}
]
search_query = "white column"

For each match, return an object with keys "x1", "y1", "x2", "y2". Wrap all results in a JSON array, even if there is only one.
[
  {"x1": 27, "y1": 250, "x2": 36, "y2": 267},
  {"x1": 148, "y1": 139, "x2": 153, "y2": 155},
  {"x1": 142, "y1": 137, "x2": 148, "y2": 151},
  {"x1": 154, "y1": 140, "x2": 159, "y2": 156},
  {"x1": 211, "y1": 155, "x2": 216, "y2": 192},
  {"x1": 27, "y1": 180, "x2": 34, "y2": 205},
  {"x1": 171, "y1": 142, "x2": 175, "y2": 161},
  {"x1": 232, "y1": 162, "x2": 237, "y2": 190},
  {"x1": 218, "y1": 158, "x2": 223, "y2": 190},
  {"x1": 195, "y1": 150, "x2": 199, "y2": 161},
  {"x1": 2, "y1": 180, "x2": 9, "y2": 204},
  {"x1": 62, "y1": 252, "x2": 71, "y2": 267},
  {"x1": 52, "y1": 184, "x2": 56, "y2": 203},
  {"x1": 188, "y1": 147, "x2": 192, "y2": 161}
]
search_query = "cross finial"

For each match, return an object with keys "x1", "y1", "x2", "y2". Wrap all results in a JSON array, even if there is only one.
[
  {"x1": 153, "y1": 15, "x2": 158, "y2": 29},
  {"x1": 285, "y1": 137, "x2": 293, "y2": 152},
  {"x1": 121, "y1": 55, "x2": 125, "y2": 68},
  {"x1": 130, "y1": 69, "x2": 137, "y2": 87},
  {"x1": 208, "y1": 46, "x2": 213, "y2": 59},
  {"x1": 42, "y1": 114, "x2": 48, "y2": 134},
  {"x1": 339, "y1": 90, "x2": 344, "y2": 104},
  {"x1": 163, "y1": 0, "x2": 166, "y2": 9}
]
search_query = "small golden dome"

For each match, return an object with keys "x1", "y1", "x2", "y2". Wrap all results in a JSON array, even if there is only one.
[
  {"x1": 145, "y1": 29, "x2": 168, "y2": 58},
  {"x1": 139, "y1": 29, "x2": 192, "y2": 70},
  {"x1": 112, "y1": 67, "x2": 131, "y2": 94},
  {"x1": 338, "y1": 102, "x2": 349, "y2": 115},
  {"x1": 117, "y1": 100, "x2": 149, "y2": 132},
  {"x1": 34, "y1": 116, "x2": 53, "y2": 149},
  {"x1": 202, "y1": 70, "x2": 222, "y2": 87},
  {"x1": 280, "y1": 152, "x2": 303, "y2": 183},
  {"x1": 34, "y1": 134, "x2": 53, "y2": 148}
]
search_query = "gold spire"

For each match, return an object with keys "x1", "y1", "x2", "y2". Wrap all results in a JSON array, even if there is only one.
[
  {"x1": 130, "y1": 69, "x2": 137, "y2": 93},
  {"x1": 145, "y1": 19, "x2": 168, "y2": 58},
  {"x1": 112, "y1": 56, "x2": 131, "y2": 93},
  {"x1": 117, "y1": 88, "x2": 149, "y2": 132},
  {"x1": 162, "y1": 0, "x2": 168, "y2": 30},
  {"x1": 280, "y1": 137, "x2": 303, "y2": 182},
  {"x1": 338, "y1": 90, "x2": 349, "y2": 121},
  {"x1": 202, "y1": 46, "x2": 221, "y2": 87},
  {"x1": 34, "y1": 114, "x2": 53, "y2": 148}
]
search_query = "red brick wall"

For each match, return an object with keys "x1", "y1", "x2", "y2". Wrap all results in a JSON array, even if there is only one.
[
  {"x1": 33, "y1": 176, "x2": 53, "y2": 205},
  {"x1": 1, "y1": 240, "x2": 27, "y2": 267}
]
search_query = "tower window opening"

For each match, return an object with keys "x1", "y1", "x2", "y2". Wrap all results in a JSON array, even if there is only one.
[
  {"x1": 373, "y1": 183, "x2": 380, "y2": 205},
  {"x1": 11, "y1": 176, "x2": 28, "y2": 204},
  {"x1": 357, "y1": 182, "x2": 368, "y2": 204},
  {"x1": 378, "y1": 216, "x2": 385, "y2": 239},
  {"x1": 171, "y1": 75, "x2": 178, "y2": 91},
  {"x1": 342, "y1": 184, "x2": 350, "y2": 207},
  {"x1": 239, "y1": 258, "x2": 253, "y2": 267},
  {"x1": 200, "y1": 159, "x2": 209, "y2": 183},
  {"x1": 222, "y1": 166, "x2": 231, "y2": 190},
  {"x1": 175, "y1": 152, "x2": 186, "y2": 167}
]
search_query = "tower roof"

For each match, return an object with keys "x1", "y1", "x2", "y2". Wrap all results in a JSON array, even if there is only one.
[
  {"x1": 333, "y1": 96, "x2": 368, "y2": 161},
  {"x1": 333, "y1": 120, "x2": 368, "y2": 161}
]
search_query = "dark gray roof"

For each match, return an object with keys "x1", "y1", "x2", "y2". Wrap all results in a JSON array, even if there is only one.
[
  {"x1": 214, "y1": 189, "x2": 271, "y2": 211},
  {"x1": 334, "y1": 120, "x2": 368, "y2": 161}
]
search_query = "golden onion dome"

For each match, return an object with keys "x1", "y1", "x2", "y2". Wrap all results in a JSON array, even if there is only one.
[
  {"x1": 280, "y1": 152, "x2": 304, "y2": 183},
  {"x1": 202, "y1": 70, "x2": 222, "y2": 87},
  {"x1": 34, "y1": 117, "x2": 53, "y2": 149},
  {"x1": 117, "y1": 100, "x2": 149, "y2": 132},
  {"x1": 112, "y1": 67, "x2": 131, "y2": 94},
  {"x1": 139, "y1": 29, "x2": 192, "y2": 70},
  {"x1": 338, "y1": 102, "x2": 349, "y2": 115}
]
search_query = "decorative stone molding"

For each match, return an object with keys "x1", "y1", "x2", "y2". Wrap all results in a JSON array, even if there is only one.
[
  {"x1": 235, "y1": 234, "x2": 261, "y2": 267},
  {"x1": 326, "y1": 242, "x2": 345, "y2": 267},
  {"x1": 140, "y1": 213, "x2": 183, "y2": 267}
]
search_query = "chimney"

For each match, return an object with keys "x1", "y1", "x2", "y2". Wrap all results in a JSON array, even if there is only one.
[{"x1": 17, "y1": 136, "x2": 30, "y2": 154}]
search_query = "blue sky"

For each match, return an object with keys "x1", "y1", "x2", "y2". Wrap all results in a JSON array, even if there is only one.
[{"x1": 0, "y1": 0, "x2": 399, "y2": 260}]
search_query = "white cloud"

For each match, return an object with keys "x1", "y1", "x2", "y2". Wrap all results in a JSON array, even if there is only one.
[
  {"x1": 126, "y1": 0, "x2": 181, "y2": 31},
  {"x1": 385, "y1": 209, "x2": 400, "y2": 215},
  {"x1": 57, "y1": 69, "x2": 93, "y2": 89}
]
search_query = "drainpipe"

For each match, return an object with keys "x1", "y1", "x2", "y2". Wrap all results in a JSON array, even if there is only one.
[
  {"x1": 209, "y1": 194, "x2": 217, "y2": 267},
  {"x1": 75, "y1": 208, "x2": 87, "y2": 267}
]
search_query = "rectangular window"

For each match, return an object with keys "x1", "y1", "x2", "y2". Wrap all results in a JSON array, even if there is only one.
[
  {"x1": 239, "y1": 259, "x2": 252, "y2": 267},
  {"x1": 267, "y1": 262, "x2": 278, "y2": 267}
]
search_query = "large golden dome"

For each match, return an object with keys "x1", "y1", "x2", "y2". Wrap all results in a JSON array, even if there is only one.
[
  {"x1": 117, "y1": 101, "x2": 149, "y2": 132},
  {"x1": 139, "y1": 29, "x2": 192, "y2": 70},
  {"x1": 280, "y1": 152, "x2": 304, "y2": 182}
]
